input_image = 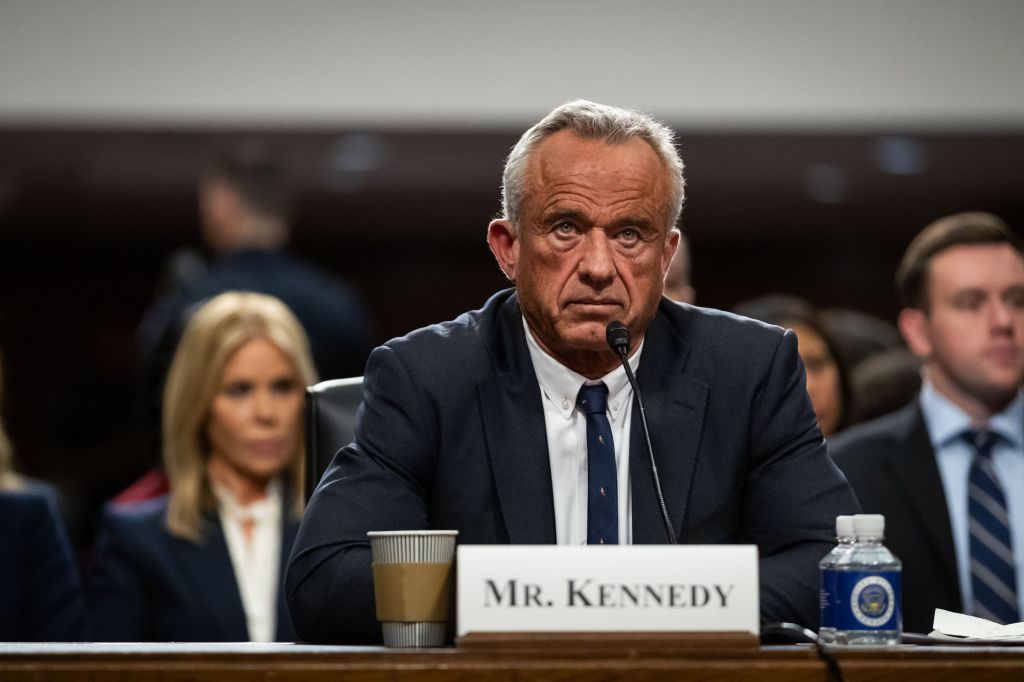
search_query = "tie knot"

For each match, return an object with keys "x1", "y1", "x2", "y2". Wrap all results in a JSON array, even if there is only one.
[
  {"x1": 577, "y1": 383, "x2": 609, "y2": 416},
  {"x1": 964, "y1": 429, "x2": 998, "y2": 459}
]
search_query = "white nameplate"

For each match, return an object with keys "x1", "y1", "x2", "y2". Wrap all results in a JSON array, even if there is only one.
[{"x1": 456, "y1": 545, "x2": 759, "y2": 636}]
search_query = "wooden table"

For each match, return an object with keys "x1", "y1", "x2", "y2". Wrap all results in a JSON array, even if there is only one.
[{"x1": 1, "y1": 639, "x2": 1022, "y2": 681}]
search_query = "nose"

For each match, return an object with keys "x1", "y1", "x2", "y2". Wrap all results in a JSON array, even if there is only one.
[
  {"x1": 991, "y1": 299, "x2": 1014, "y2": 331},
  {"x1": 252, "y1": 389, "x2": 278, "y2": 424},
  {"x1": 577, "y1": 230, "x2": 616, "y2": 287}
]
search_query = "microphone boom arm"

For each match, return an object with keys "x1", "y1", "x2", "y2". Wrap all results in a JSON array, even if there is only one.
[{"x1": 606, "y1": 321, "x2": 677, "y2": 545}]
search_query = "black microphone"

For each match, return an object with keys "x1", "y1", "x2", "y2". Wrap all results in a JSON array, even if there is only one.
[{"x1": 605, "y1": 321, "x2": 676, "y2": 544}]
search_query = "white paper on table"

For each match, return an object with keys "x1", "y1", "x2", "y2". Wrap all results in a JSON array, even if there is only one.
[{"x1": 930, "y1": 608, "x2": 1024, "y2": 641}]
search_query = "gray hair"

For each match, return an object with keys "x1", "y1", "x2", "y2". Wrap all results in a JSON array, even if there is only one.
[{"x1": 501, "y1": 99, "x2": 685, "y2": 233}]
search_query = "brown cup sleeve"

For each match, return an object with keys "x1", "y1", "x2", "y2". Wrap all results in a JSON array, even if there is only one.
[{"x1": 372, "y1": 562, "x2": 453, "y2": 622}]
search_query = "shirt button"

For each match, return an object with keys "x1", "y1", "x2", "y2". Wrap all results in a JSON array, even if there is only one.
[
  {"x1": 612, "y1": 401, "x2": 619, "y2": 410},
  {"x1": 562, "y1": 398, "x2": 570, "y2": 410}
]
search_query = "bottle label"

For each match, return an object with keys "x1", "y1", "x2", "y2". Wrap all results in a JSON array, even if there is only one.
[
  {"x1": 834, "y1": 571, "x2": 901, "y2": 631},
  {"x1": 819, "y1": 568, "x2": 835, "y2": 629}
]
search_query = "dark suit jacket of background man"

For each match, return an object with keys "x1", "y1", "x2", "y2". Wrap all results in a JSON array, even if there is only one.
[
  {"x1": 0, "y1": 487, "x2": 87, "y2": 641},
  {"x1": 829, "y1": 401, "x2": 963, "y2": 634},
  {"x1": 90, "y1": 495, "x2": 299, "y2": 642},
  {"x1": 286, "y1": 289, "x2": 860, "y2": 643},
  {"x1": 139, "y1": 248, "x2": 373, "y2": 386}
]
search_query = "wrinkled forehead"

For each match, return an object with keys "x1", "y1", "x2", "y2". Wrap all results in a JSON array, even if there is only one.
[{"x1": 523, "y1": 132, "x2": 674, "y2": 224}]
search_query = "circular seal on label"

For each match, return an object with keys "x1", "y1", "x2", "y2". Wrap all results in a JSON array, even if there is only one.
[{"x1": 850, "y1": 575, "x2": 895, "y2": 627}]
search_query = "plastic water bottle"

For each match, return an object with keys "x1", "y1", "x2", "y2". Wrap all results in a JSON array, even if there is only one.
[
  {"x1": 833, "y1": 514, "x2": 902, "y2": 645},
  {"x1": 818, "y1": 515, "x2": 855, "y2": 642}
]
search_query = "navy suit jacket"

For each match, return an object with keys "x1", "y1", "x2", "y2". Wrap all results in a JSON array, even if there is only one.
[
  {"x1": 139, "y1": 249, "x2": 372, "y2": 383},
  {"x1": 90, "y1": 495, "x2": 299, "y2": 642},
  {"x1": 286, "y1": 290, "x2": 859, "y2": 642},
  {"x1": 829, "y1": 400, "x2": 962, "y2": 634},
  {"x1": 0, "y1": 486, "x2": 87, "y2": 641}
]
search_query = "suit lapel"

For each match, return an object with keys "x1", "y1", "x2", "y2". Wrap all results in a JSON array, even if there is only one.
[
  {"x1": 882, "y1": 403, "x2": 960, "y2": 596},
  {"x1": 171, "y1": 514, "x2": 249, "y2": 640},
  {"x1": 478, "y1": 294, "x2": 557, "y2": 544},
  {"x1": 630, "y1": 310, "x2": 708, "y2": 544},
  {"x1": 276, "y1": 513, "x2": 300, "y2": 641}
]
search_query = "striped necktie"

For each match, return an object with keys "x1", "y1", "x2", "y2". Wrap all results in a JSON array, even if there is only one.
[
  {"x1": 965, "y1": 429, "x2": 1020, "y2": 624},
  {"x1": 577, "y1": 382, "x2": 618, "y2": 545}
]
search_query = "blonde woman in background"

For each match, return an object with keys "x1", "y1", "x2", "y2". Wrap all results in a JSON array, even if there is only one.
[
  {"x1": 90, "y1": 292, "x2": 316, "y2": 641},
  {"x1": 0, "y1": 351, "x2": 87, "y2": 641}
]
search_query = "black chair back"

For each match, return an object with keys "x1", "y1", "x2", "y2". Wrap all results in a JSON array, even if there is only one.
[{"x1": 304, "y1": 376, "x2": 363, "y2": 502}]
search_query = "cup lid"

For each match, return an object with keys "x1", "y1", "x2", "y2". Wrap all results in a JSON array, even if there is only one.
[{"x1": 367, "y1": 530, "x2": 460, "y2": 537}]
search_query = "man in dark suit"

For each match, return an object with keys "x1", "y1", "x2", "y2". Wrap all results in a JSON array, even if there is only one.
[
  {"x1": 139, "y1": 142, "x2": 372, "y2": 387},
  {"x1": 831, "y1": 212, "x2": 1024, "y2": 633},
  {"x1": 286, "y1": 100, "x2": 858, "y2": 643}
]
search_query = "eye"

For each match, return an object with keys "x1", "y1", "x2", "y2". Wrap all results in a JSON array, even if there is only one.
[
  {"x1": 271, "y1": 378, "x2": 298, "y2": 394},
  {"x1": 1005, "y1": 287, "x2": 1024, "y2": 309},
  {"x1": 222, "y1": 381, "x2": 253, "y2": 398},
  {"x1": 952, "y1": 293, "x2": 985, "y2": 311},
  {"x1": 618, "y1": 228, "x2": 640, "y2": 244},
  {"x1": 554, "y1": 222, "x2": 577, "y2": 236}
]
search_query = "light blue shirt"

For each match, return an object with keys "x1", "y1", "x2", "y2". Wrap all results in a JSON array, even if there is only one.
[{"x1": 919, "y1": 381, "x2": 1024, "y2": 616}]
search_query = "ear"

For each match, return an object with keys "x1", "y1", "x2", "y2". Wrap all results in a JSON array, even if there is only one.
[
  {"x1": 898, "y1": 308, "x2": 932, "y2": 359},
  {"x1": 661, "y1": 229, "x2": 680, "y2": 274},
  {"x1": 487, "y1": 219, "x2": 519, "y2": 281}
]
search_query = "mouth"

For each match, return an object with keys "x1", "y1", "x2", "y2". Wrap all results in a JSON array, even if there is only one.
[
  {"x1": 567, "y1": 299, "x2": 621, "y2": 311},
  {"x1": 249, "y1": 438, "x2": 287, "y2": 457},
  {"x1": 985, "y1": 346, "x2": 1022, "y2": 363}
]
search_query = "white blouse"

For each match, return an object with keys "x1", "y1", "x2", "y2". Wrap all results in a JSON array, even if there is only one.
[{"x1": 213, "y1": 479, "x2": 283, "y2": 642}]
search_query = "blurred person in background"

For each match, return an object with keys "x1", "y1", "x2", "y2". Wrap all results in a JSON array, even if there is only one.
[
  {"x1": 91, "y1": 292, "x2": 316, "y2": 641},
  {"x1": 816, "y1": 306, "x2": 918, "y2": 429},
  {"x1": 832, "y1": 212, "x2": 1024, "y2": 633},
  {"x1": 662, "y1": 232, "x2": 696, "y2": 304},
  {"x1": 734, "y1": 295, "x2": 850, "y2": 438},
  {"x1": 0, "y1": 351, "x2": 87, "y2": 641},
  {"x1": 845, "y1": 347, "x2": 922, "y2": 427},
  {"x1": 820, "y1": 306, "x2": 904, "y2": 372},
  {"x1": 139, "y1": 142, "x2": 372, "y2": 383}
]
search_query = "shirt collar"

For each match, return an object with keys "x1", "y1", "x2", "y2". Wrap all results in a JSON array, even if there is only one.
[
  {"x1": 211, "y1": 477, "x2": 283, "y2": 524},
  {"x1": 919, "y1": 379, "x2": 1024, "y2": 449},
  {"x1": 523, "y1": 316, "x2": 641, "y2": 421}
]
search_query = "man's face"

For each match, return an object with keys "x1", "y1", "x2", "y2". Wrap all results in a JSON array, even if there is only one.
[
  {"x1": 488, "y1": 130, "x2": 678, "y2": 376},
  {"x1": 198, "y1": 178, "x2": 239, "y2": 253},
  {"x1": 901, "y1": 243, "x2": 1024, "y2": 414}
]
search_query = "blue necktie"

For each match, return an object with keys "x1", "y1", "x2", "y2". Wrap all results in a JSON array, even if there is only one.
[
  {"x1": 578, "y1": 383, "x2": 618, "y2": 545},
  {"x1": 965, "y1": 429, "x2": 1020, "y2": 624}
]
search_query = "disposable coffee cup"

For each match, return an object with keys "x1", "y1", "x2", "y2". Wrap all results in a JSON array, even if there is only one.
[{"x1": 367, "y1": 530, "x2": 458, "y2": 647}]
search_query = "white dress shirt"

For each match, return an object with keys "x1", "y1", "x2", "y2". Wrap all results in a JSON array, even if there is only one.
[
  {"x1": 213, "y1": 478, "x2": 283, "y2": 642},
  {"x1": 523, "y1": 317, "x2": 641, "y2": 545},
  {"x1": 919, "y1": 381, "x2": 1024, "y2": 616}
]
